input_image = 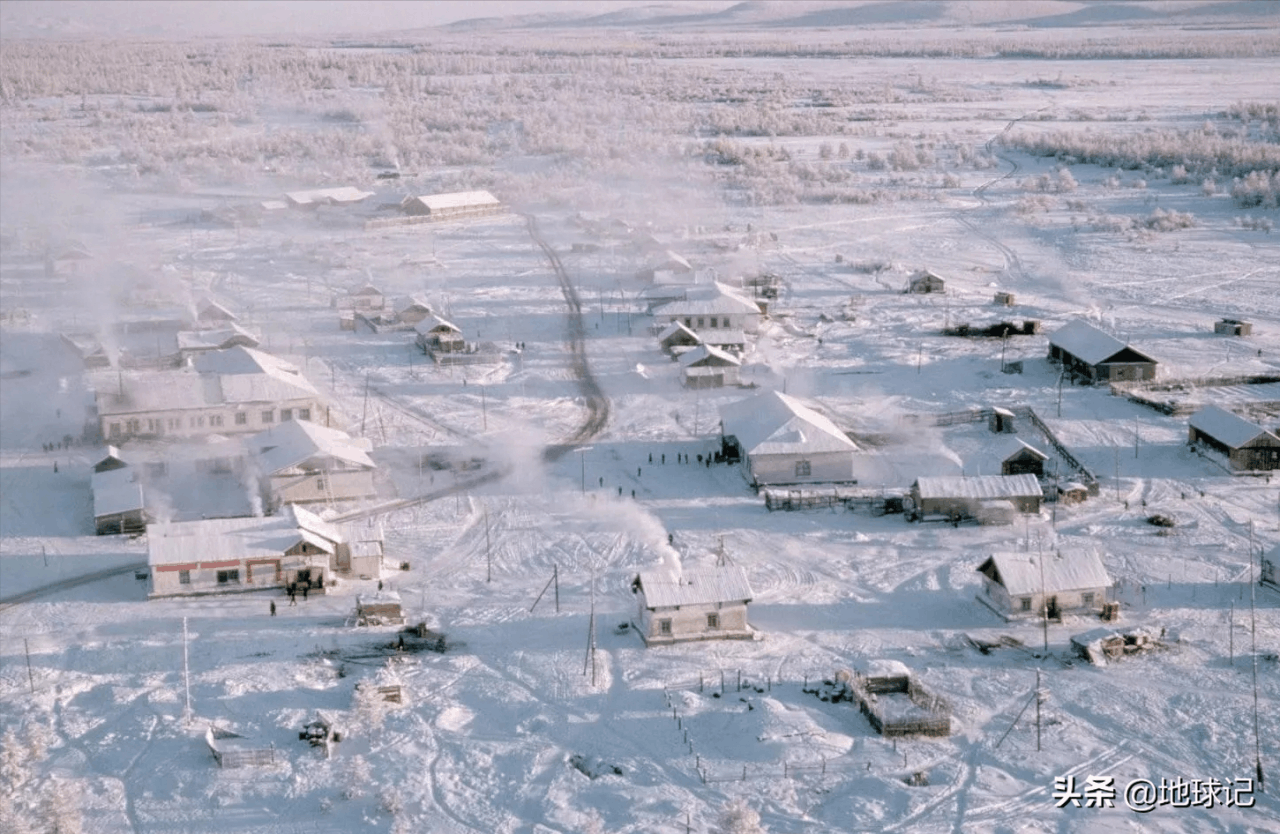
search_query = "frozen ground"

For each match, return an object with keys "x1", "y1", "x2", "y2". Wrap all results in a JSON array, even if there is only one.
[{"x1": 2, "y1": 8, "x2": 1280, "y2": 834}]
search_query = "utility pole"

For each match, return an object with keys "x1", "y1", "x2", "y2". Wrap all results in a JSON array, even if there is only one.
[
  {"x1": 1250, "y1": 523, "x2": 1265, "y2": 791},
  {"x1": 1039, "y1": 544, "x2": 1050, "y2": 654},
  {"x1": 1057, "y1": 372, "x2": 1065, "y2": 418},
  {"x1": 484, "y1": 506, "x2": 491, "y2": 583},
  {"x1": 361, "y1": 373, "x2": 370, "y2": 435},
  {"x1": 1036, "y1": 669, "x2": 1043, "y2": 752},
  {"x1": 24, "y1": 638, "x2": 34, "y2": 693},
  {"x1": 554, "y1": 564, "x2": 560, "y2": 613},
  {"x1": 480, "y1": 385, "x2": 487, "y2": 431}
]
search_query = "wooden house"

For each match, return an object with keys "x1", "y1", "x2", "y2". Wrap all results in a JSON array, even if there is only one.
[
  {"x1": 92, "y1": 459, "x2": 147, "y2": 535},
  {"x1": 249, "y1": 419, "x2": 378, "y2": 509},
  {"x1": 1188, "y1": 405, "x2": 1280, "y2": 472},
  {"x1": 401, "y1": 190, "x2": 503, "y2": 220},
  {"x1": 393, "y1": 296, "x2": 433, "y2": 326},
  {"x1": 976, "y1": 550, "x2": 1111, "y2": 620},
  {"x1": 679, "y1": 344, "x2": 741, "y2": 388},
  {"x1": 414, "y1": 315, "x2": 466, "y2": 354},
  {"x1": 1047, "y1": 320, "x2": 1157, "y2": 383},
  {"x1": 96, "y1": 347, "x2": 321, "y2": 442},
  {"x1": 719, "y1": 390, "x2": 859, "y2": 486},
  {"x1": 998, "y1": 437, "x2": 1048, "y2": 478},
  {"x1": 1215, "y1": 318, "x2": 1253, "y2": 336},
  {"x1": 908, "y1": 270, "x2": 946, "y2": 294},
  {"x1": 148, "y1": 504, "x2": 382, "y2": 598},
  {"x1": 631, "y1": 566, "x2": 754, "y2": 646},
  {"x1": 195, "y1": 299, "x2": 239, "y2": 328},
  {"x1": 657, "y1": 321, "x2": 702, "y2": 356},
  {"x1": 334, "y1": 284, "x2": 386, "y2": 312},
  {"x1": 994, "y1": 291, "x2": 1016, "y2": 306},
  {"x1": 636, "y1": 250, "x2": 694, "y2": 283},
  {"x1": 910, "y1": 474, "x2": 1043, "y2": 520}
]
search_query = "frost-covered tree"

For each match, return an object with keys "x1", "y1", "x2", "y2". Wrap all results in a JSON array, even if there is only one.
[{"x1": 716, "y1": 798, "x2": 766, "y2": 834}]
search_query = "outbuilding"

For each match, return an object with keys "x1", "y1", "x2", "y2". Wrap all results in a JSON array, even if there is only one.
[
  {"x1": 908, "y1": 270, "x2": 946, "y2": 294},
  {"x1": 910, "y1": 474, "x2": 1043, "y2": 520},
  {"x1": 400, "y1": 190, "x2": 503, "y2": 220},
  {"x1": 631, "y1": 566, "x2": 754, "y2": 646},
  {"x1": 976, "y1": 550, "x2": 1112, "y2": 620},
  {"x1": 92, "y1": 463, "x2": 147, "y2": 535},
  {"x1": 414, "y1": 315, "x2": 466, "y2": 354},
  {"x1": 1188, "y1": 405, "x2": 1280, "y2": 471},
  {"x1": 719, "y1": 390, "x2": 859, "y2": 487},
  {"x1": 249, "y1": 419, "x2": 378, "y2": 509},
  {"x1": 393, "y1": 296, "x2": 433, "y2": 326},
  {"x1": 1214, "y1": 318, "x2": 1252, "y2": 336},
  {"x1": 998, "y1": 437, "x2": 1049, "y2": 477},
  {"x1": 1047, "y1": 320, "x2": 1157, "y2": 383},
  {"x1": 657, "y1": 321, "x2": 702, "y2": 356},
  {"x1": 679, "y1": 344, "x2": 741, "y2": 388}
]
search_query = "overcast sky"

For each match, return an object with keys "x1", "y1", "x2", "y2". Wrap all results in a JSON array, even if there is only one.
[{"x1": 1, "y1": 0, "x2": 734, "y2": 37}]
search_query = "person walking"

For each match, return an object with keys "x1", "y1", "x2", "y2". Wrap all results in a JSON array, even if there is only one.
[{"x1": 270, "y1": 601, "x2": 277, "y2": 617}]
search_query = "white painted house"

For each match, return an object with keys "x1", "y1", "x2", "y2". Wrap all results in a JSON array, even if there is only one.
[
  {"x1": 976, "y1": 551, "x2": 1112, "y2": 620},
  {"x1": 631, "y1": 566, "x2": 754, "y2": 645},
  {"x1": 249, "y1": 419, "x2": 377, "y2": 510},
  {"x1": 96, "y1": 346, "x2": 321, "y2": 442},
  {"x1": 148, "y1": 504, "x2": 383, "y2": 598},
  {"x1": 651, "y1": 283, "x2": 763, "y2": 335},
  {"x1": 719, "y1": 390, "x2": 859, "y2": 486}
]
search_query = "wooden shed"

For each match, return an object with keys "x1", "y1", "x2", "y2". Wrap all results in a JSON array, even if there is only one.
[
  {"x1": 994, "y1": 291, "x2": 1016, "y2": 306},
  {"x1": 631, "y1": 566, "x2": 753, "y2": 646},
  {"x1": 355, "y1": 590, "x2": 404, "y2": 625},
  {"x1": 1188, "y1": 406, "x2": 1280, "y2": 471},
  {"x1": 1047, "y1": 320, "x2": 1157, "y2": 383},
  {"x1": 976, "y1": 550, "x2": 1111, "y2": 620},
  {"x1": 998, "y1": 437, "x2": 1048, "y2": 478},
  {"x1": 908, "y1": 270, "x2": 946, "y2": 294},
  {"x1": 1214, "y1": 318, "x2": 1252, "y2": 336},
  {"x1": 910, "y1": 474, "x2": 1042, "y2": 520},
  {"x1": 657, "y1": 321, "x2": 702, "y2": 356}
]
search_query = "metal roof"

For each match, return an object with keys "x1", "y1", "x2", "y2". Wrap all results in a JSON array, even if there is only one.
[
  {"x1": 92, "y1": 466, "x2": 145, "y2": 518},
  {"x1": 636, "y1": 566, "x2": 753, "y2": 609},
  {"x1": 996, "y1": 437, "x2": 1048, "y2": 463},
  {"x1": 914, "y1": 474, "x2": 1042, "y2": 501},
  {"x1": 252, "y1": 419, "x2": 375, "y2": 475},
  {"x1": 411, "y1": 190, "x2": 501, "y2": 211},
  {"x1": 720, "y1": 390, "x2": 858, "y2": 457},
  {"x1": 1189, "y1": 405, "x2": 1275, "y2": 449},
  {"x1": 978, "y1": 551, "x2": 1111, "y2": 597},
  {"x1": 176, "y1": 325, "x2": 260, "y2": 353},
  {"x1": 1048, "y1": 319, "x2": 1154, "y2": 366},
  {"x1": 147, "y1": 505, "x2": 349, "y2": 567}
]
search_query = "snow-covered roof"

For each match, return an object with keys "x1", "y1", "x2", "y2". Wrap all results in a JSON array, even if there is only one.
[
  {"x1": 196, "y1": 299, "x2": 238, "y2": 322},
  {"x1": 351, "y1": 283, "x2": 383, "y2": 296},
  {"x1": 1049, "y1": 320, "x2": 1154, "y2": 366},
  {"x1": 176, "y1": 324, "x2": 260, "y2": 352},
  {"x1": 652, "y1": 283, "x2": 761, "y2": 318},
  {"x1": 357, "y1": 590, "x2": 402, "y2": 607},
  {"x1": 289, "y1": 504, "x2": 345, "y2": 545},
  {"x1": 394, "y1": 295, "x2": 432, "y2": 315},
  {"x1": 996, "y1": 437, "x2": 1048, "y2": 463},
  {"x1": 98, "y1": 350, "x2": 318, "y2": 417},
  {"x1": 147, "y1": 505, "x2": 346, "y2": 567},
  {"x1": 864, "y1": 659, "x2": 910, "y2": 679},
  {"x1": 252, "y1": 419, "x2": 375, "y2": 475},
  {"x1": 657, "y1": 321, "x2": 702, "y2": 347},
  {"x1": 94, "y1": 446, "x2": 128, "y2": 472},
  {"x1": 1189, "y1": 405, "x2": 1275, "y2": 449},
  {"x1": 978, "y1": 551, "x2": 1111, "y2": 596},
  {"x1": 286, "y1": 186, "x2": 374, "y2": 206},
  {"x1": 701, "y1": 329, "x2": 747, "y2": 347},
  {"x1": 92, "y1": 466, "x2": 144, "y2": 518},
  {"x1": 636, "y1": 566, "x2": 753, "y2": 609},
  {"x1": 914, "y1": 474, "x2": 1042, "y2": 501},
  {"x1": 410, "y1": 190, "x2": 501, "y2": 212},
  {"x1": 720, "y1": 390, "x2": 858, "y2": 457},
  {"x1": 679, "y1": 344, "x2": 741, "y2": 368},
  {"x1": 649, "y1": 250, "x2": 692, "y2": 272},
  {"x1": 414, "y1": 315, "x2": 461, "y2": 336}
]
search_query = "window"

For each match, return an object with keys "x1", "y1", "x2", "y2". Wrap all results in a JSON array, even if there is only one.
[
  {"x1": 261, "y1": 410, "x2": 274, "y2": 423},
  {"x1": 235, "y1": 412, "x2": 247, "y2": 426},
  {"x1": 298, "y1": 408, "x2": 311, "y2": 421},
  {"x1": 209, "y1": 415, "x2": 223, "y2": 427},
  {"x1": 696, "y1": 317, "x2": 705, "y2": 328},
  {"x1": 178, "y1": 570, "x2": 191, "y2": 585},
  {"x1": 795, "y1": 460, "x2": 811, "y2": 477},
  {"x1": 127, "y1": 419, "x2": 140, "y2": 434},
  {"x1": 109, "y1": 423, "x2": 121, "y2": 437},
  {"x1": 658, "y1": 619, "x2": 672, "y2": 636},
  {"x1": 147, "y1": 419, "x2": 158, "y2": 432},
  {"x1": 316, "y1": 478, "x2": 326, "y2": 492},
  {"x1": 1081, "y1": 592, "x2": 1095, "y2": 607},
  {"x1": 168, "y1": 418, "x2": 181, "y2": 430},
  {"x1": 706, "y1": 612, "x2": 720, "y2": 629},
  {"x1": 280, "y1": 408, "x2": 293, "y2": 421},
  {"x1": 1020, "y1": 597, "x2": 1033, "y2": 612},
  {"x1": 684, "y1": 318, "x2": 692, "y2": 327},
  {"x1": 217, "y1": 569, "x2": 240, "y2": 585},
  {"x1": 709, "y1": 317, "x2": 718, "y2": 328}
]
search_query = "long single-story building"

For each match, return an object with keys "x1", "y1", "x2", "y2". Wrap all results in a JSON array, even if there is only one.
[
  {"x1": 285, "y1": 186, "x2": 374, "y2": 208},
  {"x1": 651, "y1": 283, "x2": 763, "y2": 335},
  {"x1": 95, "y1": 346, "x2": 322, "y2": 443},
  {"x1": 719, "y1": 390, "x2": 859, "y2": 486},
  {"x1": 1188, "y1": 405, "x2": 1280, "y2": 472},
  {"x1": 249, "y1": 419, "x2": 378, "y2": 509},
  {"x1": 631, "y1": 566, "x2": 754, "y2": 646},
  {"x1": 910, "y1": 474, "x2": 1043, "y2": 520},
  {"x1": 401, "y1": 190, "x2": 503, "y2": 220},
  {"x1": 1047, "y1": 320, "x2": 1157, "y2": 383},
  {"x1": 976, "y1": 550, "x2": 1112, "y2": 620},
  {"x1": 148, "y1": 504, "x2": 383, "y2": 598}
]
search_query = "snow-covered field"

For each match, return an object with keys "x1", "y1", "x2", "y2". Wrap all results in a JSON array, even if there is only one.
[{"x1": 2, "y1": 4, "x2": 1279, "y2": 832}]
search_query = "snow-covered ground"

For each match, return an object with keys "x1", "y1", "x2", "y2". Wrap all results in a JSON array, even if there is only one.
[{"x1": 2, "y1": 7, "x2": 1280, "y2": 833}]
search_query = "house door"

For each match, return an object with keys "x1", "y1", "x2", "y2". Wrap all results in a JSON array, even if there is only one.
[{"x1": 1046, "y1": 596, "x2": 1060, "y2": 620}]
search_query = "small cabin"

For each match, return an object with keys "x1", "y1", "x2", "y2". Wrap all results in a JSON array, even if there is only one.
[
  {"x1": 989, "y1": 407, "x2": 1016, "y2": 434},
  {"x1": 679, "y1": 344, "x2": 741, "y2": 388},
  {"x1": 1214, "y1": 318, "x2": 1252, "y2": 336},
  {"x1": 976, "y1": 551, "x2": 1111, "y2": 620},
  {"x1": 355, "y1": 591, "x2": 404, "y2": 626},
  {"x1": 908, "y1": 270, "x2": 946, "y2": 294},
  {"x1": 998, "y1": 438, "x2": 1048, "y2": 478},
  {"x1": 631, "y1": 566, "x2": 753, "y2": 646},
  {"x1": 1188, "y1": 406, "x2": 1280, "y2": 472},
  {"x1": 994, "y1": 291, "x2": 1016, "y2": 306}
]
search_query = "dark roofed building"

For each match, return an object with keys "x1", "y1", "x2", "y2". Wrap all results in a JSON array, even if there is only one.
[
  {"x1": 1047, "y1": 320, "x2": 1157, "y2": 383},
  {"x1": 1188, "y1": 405, "x2": 1280, "y2": 472}
]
